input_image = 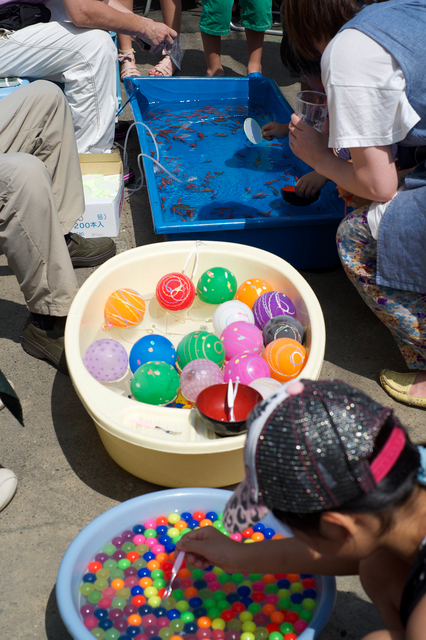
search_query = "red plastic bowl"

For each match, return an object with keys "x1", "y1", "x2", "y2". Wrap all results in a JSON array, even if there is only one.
[{"x1": 196, "y1": 383, "x2": 263, "y2": 437}]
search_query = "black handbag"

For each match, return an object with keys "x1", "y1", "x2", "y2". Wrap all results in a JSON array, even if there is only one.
[{"x1": 0, "y1": 3, "x2": 51, "y2": 31}]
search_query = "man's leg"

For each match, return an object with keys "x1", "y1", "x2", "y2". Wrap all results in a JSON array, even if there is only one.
[
  {"x1": 0, "y1": 81, "x2": 116, "y2": 266},
  {"x1": 0, "y1": 153, "x2": 76, "y2": 372},
  {"x1": 0, "y1": 81, "x2": 84, "y2": 231},
  {"x1": 0, "y1": 22, "x2": 117, "y2": 153}
]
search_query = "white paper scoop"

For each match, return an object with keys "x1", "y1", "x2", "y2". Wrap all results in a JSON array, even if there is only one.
[{"x1": 244, "y1": 118, "x2": 262, "y2": 144}]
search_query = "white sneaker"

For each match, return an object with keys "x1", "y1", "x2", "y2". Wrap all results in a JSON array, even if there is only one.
[{"x1": 0, "y1": 469, "x2": 18, "y2": 511}]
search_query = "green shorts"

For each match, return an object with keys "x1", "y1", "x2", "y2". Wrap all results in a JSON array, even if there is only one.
[{"x1": 200, "y1": 0, "x2": 273, "y2": 36}]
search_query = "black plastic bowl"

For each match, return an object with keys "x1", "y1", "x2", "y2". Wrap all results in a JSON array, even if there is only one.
[
  {"x1": 196, "y1": 383, "x2": 263, "y2": 437},
  {"x1": 281, "y1": 187, "x2": 320, "y2": 206}
]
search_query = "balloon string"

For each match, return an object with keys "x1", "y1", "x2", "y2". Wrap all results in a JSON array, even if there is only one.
[{"x1": 182, "y1": 240, "x2": 207, "y2": 280}]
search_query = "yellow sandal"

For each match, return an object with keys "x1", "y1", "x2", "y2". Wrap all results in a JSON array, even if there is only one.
[{"x1": 380, "y1": 369, "x2": 426, "y2": 408}]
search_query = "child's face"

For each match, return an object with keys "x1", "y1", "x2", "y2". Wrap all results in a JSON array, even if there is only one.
[{"x1": 290, "y1": 512, "x2": 384, "y2": 562}]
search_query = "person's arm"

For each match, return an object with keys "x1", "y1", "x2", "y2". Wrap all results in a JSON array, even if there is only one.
[
  {"x1": 62, "y1": 0, "x2": 176, "y2": 51},
  {"x1": 295, "y1": 170, "x2": 328, "y2": 197},
  {"x1": 406, "y1": 592, "x2": 426, "y2": 640},
  {"x1": 289, "y1": 114, "x2": 398, "y2": 203},
  {"x1": 176, "y1": 525, "x2": 359, "y2": 576},
  {"x1": 261, "y1": 121, "x2": 290, "y2": 141}
]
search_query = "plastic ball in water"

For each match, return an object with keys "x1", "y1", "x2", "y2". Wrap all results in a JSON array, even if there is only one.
[
  {"x1": 262, "y1": 338, "x2": 307, "y2": 382},
  {"x1": 220, "y1": 321, "x2": 263, "y2": 361},
  {"x1": 197, "y1": 267, "x2": 238, "y2": 304},
  {"x1": 212, "y1": 301, "x2": 254, "y2": 336},
  {"x1": 129, "y1": 335, "x2": 176, "y2": 373},
  {"x1": 176, "y1": 331, "x2": 225, "y2": 371},
  {"x1": 104, "y1": 288, "x2": 146, "y2": 328},
  {"x1": 224, "y1": 353, "x2": 270, "y2": 385},
  {"x1": 235, "y1": 279, "x2": 273, "y2": 309},
  {"x1": 130, "y1": 361, "x2": 180, "y2": 405},
  {"x1": 252, "y1": 292, "x2": 296, "y2": 330},
  {"x1": 83, "y1": 339, "x2": 128, "y2": 382},
  {"x1": 249, "y1": 377, "x2": 282, "y2": 399},
  {"x1": 180, "y1": 359, "x2": 224, "y2": 403},
  {"x1": 156, "y1": 273, "x2": 196, "y2": 311},
  {"x1": 262, "y1": 315, "x2": 304, "y2": 346}
]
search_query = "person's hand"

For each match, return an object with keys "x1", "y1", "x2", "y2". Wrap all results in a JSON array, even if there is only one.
[
  {"x1": 295, "y1": 171, "x2": 328, "y2": 197},
  {"x1": 138, "y1": 18, "x2": 177, "y2": 54},
  {"x1": 289, "y1": 113, "x2": 331, "y2": 170},
  {"x1": 176, "y1": 526, "x2": 245, "y2": 574},
  {"x1": 261, "y1": 121, "x2": 289, "y2": 141}
]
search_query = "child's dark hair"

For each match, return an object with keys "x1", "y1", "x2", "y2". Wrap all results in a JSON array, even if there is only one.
[
  {"x1": 284, "y1": 0, "x2": 360, "y2": 59},
  {"x1": 273, "y1": 418, "x2": 421, "y2": 535},
  {"x1": 284, "y1": 0, "x2": 389, "y2": 60},
  {"x1": 280, "y1": 29, "x2": 321, "y2": 80}
]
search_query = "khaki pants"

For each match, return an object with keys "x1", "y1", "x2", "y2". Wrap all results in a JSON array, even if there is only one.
[{"x1": 0, "y1": 81, "x2": 82, "y2": 315}]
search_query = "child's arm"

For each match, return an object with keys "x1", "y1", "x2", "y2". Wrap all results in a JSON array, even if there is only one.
[
  {"x1": 261, "y1": 122, "x2": 290, "y2": 141},
  {"x1": 289, "y1": 114, "x2": 398, "y2": 203},
  {"x1": 176, "y1": 525, "x2": 359, "y2": 576},
  {"x1": 406, "y1": 592, "x2": 426, "y2": 640},
  {"x1": 295, "y1": 171, "x2": 328, "y2": 197}
]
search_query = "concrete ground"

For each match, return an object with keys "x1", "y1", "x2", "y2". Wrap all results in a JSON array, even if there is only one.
[{"x1": 0, "y1": 3, "x2": 424, "y2": 639}]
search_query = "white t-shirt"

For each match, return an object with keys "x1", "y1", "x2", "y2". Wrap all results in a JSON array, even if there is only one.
[{"x1": 322, "y1": 30, "x2": 422, "y2": 239}]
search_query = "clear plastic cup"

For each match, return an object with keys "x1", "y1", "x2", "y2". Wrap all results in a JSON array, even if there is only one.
[{"x1": 296, "y1": 91, "x2": 328, "y2": 132}]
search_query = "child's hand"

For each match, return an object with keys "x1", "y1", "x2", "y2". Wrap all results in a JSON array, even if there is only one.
[
  {"x1": 261, "y1": 121, "x2": 289, "y2": 141},
  {"x1": 289, "y1": 113, "x2": 331, "y2": 170},
  {"x1": 295, "y1": 171, "x2": 328, "y2": 197},
  {"x1": 176, "y1": 526, "x2": 244, "y2": 574}
]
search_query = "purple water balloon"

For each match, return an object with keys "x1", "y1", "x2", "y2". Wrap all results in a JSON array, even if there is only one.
[
  {"x1": 252, "y1": 291, "x2": 296, "y2": 329},
  {"x1": 83, "y1": 338, "x2": 128, "y2": 382}
]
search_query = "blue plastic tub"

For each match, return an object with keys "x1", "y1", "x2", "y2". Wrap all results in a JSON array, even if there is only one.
[
  {"x1": 125, "y1": 77, "x2": 345, "y2": 269},
  {"x1": 57, "y1": 488, "x2": 336, "y2": 640}
]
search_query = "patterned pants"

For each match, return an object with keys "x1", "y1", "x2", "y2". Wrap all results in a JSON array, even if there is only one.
[{"x1": 336, "y1": 207, "x2": 426, "y2": 370}]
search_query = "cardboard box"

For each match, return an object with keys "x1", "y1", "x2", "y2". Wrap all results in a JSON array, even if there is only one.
[{"x1": 72, "y1": 154, "x2": 124, "y2": 238}]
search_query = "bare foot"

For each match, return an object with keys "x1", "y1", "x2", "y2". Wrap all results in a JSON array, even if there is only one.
[
  {"x1": 206, "y1": 68, "x2": 225, "y2": 77},
  {"x1": 409, "y1": 372, "x2": 426, "y2": 398},
  {"x1": 247, "y1": 64, "x2": 262, "y2": 75}
]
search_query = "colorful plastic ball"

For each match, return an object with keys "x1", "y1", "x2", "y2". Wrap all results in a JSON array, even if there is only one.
[
  {"x1": 248, "y1": 378, "x2": 282, "y2": 399},
  {"x1": 252, "y1": 292, "x2": 296, "y2": 330},
  {"x1": 180, "y1": 359, "x2": 224, "y2": 403},
  {"x1": 156, "y1": 273, "x2": 196, "y2": 311},
  {"x1": 166, "y1": 392, "x2": 195, "y2": 409},
  {"x1": 129, "y1": 335, "x2": 176, "y2": 373},
  {"x1": 235, "y1": 279, "x2": 273, "y2": 309},
  {"x1": 220, "y1": 321, "x2": 264, "y2": 362},
  {"x1": 262, "y1": 338, "x2": 307, "y2": 382},
  {"x1": 104, "y1": 288, "x2": 146, "y2": 328},
  {"x1": 212, "y1": 301, "x2": 254, "y2": 336},
  {"x1": 176, "y1": 331, "x2": 225, "y2": 371},
  {"x1": 130, "y1": 361, "x2": 180, "y2": 405},
  {"x1": 262, "y1": 316, "x2": 304, "y2": 346},
  {"x1": 83, "y1": 339, "x2": 128, "y2": 382},
  {"x1": 224, "y1": 353, "x2": 270, "y2": 385},
  {"x1": 197, "y1": 268, "x2": 238, "y2": 304}
]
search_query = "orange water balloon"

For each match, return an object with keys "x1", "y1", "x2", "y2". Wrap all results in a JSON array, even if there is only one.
[
  {"x1": 236, "y1": 278, "x2": 273, "y2": 309},
  {"x1": 262, "y1": 338, "x2": 307, "y2": 382},
  {"x1": 104, "y1": 288, "x2": 146, "y2": 327}
]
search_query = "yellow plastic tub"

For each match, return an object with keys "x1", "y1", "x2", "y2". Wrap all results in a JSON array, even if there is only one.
[{"x1": 65, "y1": 241, "x2": 325, "y2": 487}]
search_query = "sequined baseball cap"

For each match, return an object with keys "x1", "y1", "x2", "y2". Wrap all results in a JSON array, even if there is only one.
[{"x1": 223, "y1": 379, "x2": 407, "y2": 533}]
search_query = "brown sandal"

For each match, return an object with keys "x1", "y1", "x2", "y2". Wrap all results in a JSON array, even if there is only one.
[{"x1": 118, "y1": 49, "x2": 141, "y2": 81}]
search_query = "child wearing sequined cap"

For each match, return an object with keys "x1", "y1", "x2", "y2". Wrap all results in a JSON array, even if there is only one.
[{"x1": 177, "y1": 379, "x2": 426, "y2": 640}]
